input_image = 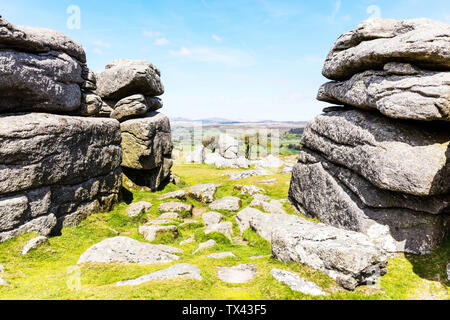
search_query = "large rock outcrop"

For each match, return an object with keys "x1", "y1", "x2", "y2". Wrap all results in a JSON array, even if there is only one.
[
  {"x1": 95, "y1": 59, "x2": 173, "y2": 191},
  {"x1": 0, "y1": 17, "x2": 101, "y2": 116},
  {"x1": 289, "y1": 18, "x2": 450, "y2": 255},
  {"x1": 0, "y1": 18, "x2": 122, "y2": 242}
]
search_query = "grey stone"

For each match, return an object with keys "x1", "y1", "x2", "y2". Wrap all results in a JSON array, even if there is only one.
[
  {"x1": 116, "y1": 263, "x2": 202, "y2": 286},
  {"x1": 159, "y1": 190, "x2": 186, "y2": 200},
  {"x1": 218, "y1": 134, "x2": 239, "y2": 159},
  {"x1": 318, "y1": 64, "x2": 450, "y2": 121},
  {"x1": 159, "y1": 202, "x2": 192, "y2": 214},
  {"x1": 270, "y1": 269, "x2": 326, "y2": 296},
  {"x1": 0, "y1": 265, "x2": 4, "y2": 273},
  {"x1": 255, "y1": 155, "x2": 286, "y2": 168},
  {"x1": 0, "y1": 51, "x2": 83, "y2": 113},
  {"x1": 77, "y1": 236, "x2": 182, "y2": 265},
  {"x1": 209, "y1": 197, "x2": 242, "y2": 211},
  {"x1": 179, "y1": 236, "x2": 195, "y2": 245},
  {"x1": 186, "y1": 145, "x2": 206, "y2": 164},
  {"x1": 187, "y1": 184, "x2": 217, "y2": 203},
  {"x1": 80, "y1": 93, "x2": 102, "y2": 117},
  {"x1": 250, "y1": 194, "x2": 272, "y2": 208},
  {"x1": 205, "y1": 153, "x2": 251, "y2": 169},
  {"x1": 236, "y1": 185, "x2": 265, "y2": 196},
  {"x1": 262, "y1": 200, "x2": 287, "y2": 215},
  {"x1": 138, "y1": 225, "x2": 178, "y2": 242},
  {"x1": 204, "y1": 222, "x2": 233, "y2": 240},
  {"x1": 222, "y1": 170, "x2": 269, "y2": 180},
  {"x1": 0, "y1": 17, "x2": 85, "y2": 62},
  {"x1": 126, "y1": 201, "x2": 153, "y2": 218},
  {"x1": 300, "y1": 109, "x2": 450, "y2": 196},
  {"x1": 159, "y1": 212, "x2": 180, "y2": 219},
  {"x1": 217, "y1": 264, "x2": 257, "y2": 284},
  {"x1": 209, "y1": 252, "x2": 237, "y2": 259},
  {"x1": 0, "y1": 277, "x2": 8, "y2": 286},
  {"x1": 95, "y1": 59, "x2": 164, "y2": 100},
  {"x1": 0, "y1": 113, "x2": 122, "y2": 240},
  {"x1": 21, "y1": 236, "x2": 48, "y2": 255},
  {"x1": 110, "y1": 94, "x2": 149, "y2": 122},
  {"x1": 271, "y1": 218, "x2": 388, "y2": 290},
  {"x1": 193, "y1": 239, "x2": 216, "y2": 254},
  {"x1": 120, "y1": 112, "x2": 172, "y2": 171},
  {"x1": 322, "y1": 18, "x2": 450, "y2": 80},
  {"x1": 289, "y1": 151, "x2": 450, "y2": 254},
  {"x1": 202, "y1": 211, "x2": 224, "y2": 227}
]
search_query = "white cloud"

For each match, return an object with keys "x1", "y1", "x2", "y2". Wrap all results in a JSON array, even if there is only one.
[
  {"x1": 329, "y1": 0, "x2": 341, "y2": 22},
  {"x1": 154, "y1": 38, "x2": 170, "y2": 46},
  {"x1": 143, "y1": 30, "x2": 163, "y2": 38},
  {"x1": 93, "y1": 40, "x2": 111, "y2": 48},
  {"x1": 212, "y1": 34, "x2": 222, "y2": 43},
  {"x1": 93, "y1": 48, "x2": 103, "y2": 55},
  {"x1": 169, "y1": 46, "x2": 254, "y2": 67}
]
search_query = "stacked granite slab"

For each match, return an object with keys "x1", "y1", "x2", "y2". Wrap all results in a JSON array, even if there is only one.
[
  {"x1": 95, "y1": 59, "x2": 173, "y2": 191},
  {"x1": 0, "y1": 17, "x2": 122, "y2": 241},
  {"x1": 289, "y1": 18, "x2": 450, "y2": 255}
]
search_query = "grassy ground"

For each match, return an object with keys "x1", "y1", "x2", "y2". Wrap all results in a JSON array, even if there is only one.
[{"x1": 0, "y1": 163, "x2": 448, "y2": 300}]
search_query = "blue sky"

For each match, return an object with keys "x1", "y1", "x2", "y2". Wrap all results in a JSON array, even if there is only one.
[{"x1": 2, "y1": 0, "x2": 449, "y2": 121}]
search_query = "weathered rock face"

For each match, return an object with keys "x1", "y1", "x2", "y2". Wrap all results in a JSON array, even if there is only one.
[
  {"x1": 318, "y1": 64, "x2": 450, "y2": 121},
  {"x1": 0, "y1": 113, "x2": 122, "y2": 241},
  {"x1": 0, "y1": 17, "x2": 100, "y2": 115},
  {"x1": 95, "y1": 59, "x2": 164, "y2": 100},
  {"x1": 322, "y1": 18, "x2": 450, "y2": 80},
  {"x1": 289, "y1": 18, "x2": 450, "y2": 255},
  {"x1": 96, "y1": 59, "x2": 172, "y2": 191}
]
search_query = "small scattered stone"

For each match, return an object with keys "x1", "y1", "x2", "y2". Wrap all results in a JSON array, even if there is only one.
[
  {"x1": 180, "y1": 236, "x2": 195, "y2": 245},
  {"x1": 209, "y1": 252, "x2": 237, "y2": 259},
  {"x1": 0, "y1": 265, "x2": 4, "y2": 273},
  {"x1": 209, "y1": 197, "x2": 242, "y2": 211},
  {"x1": 271, "y1": 269, "x2": 326, "y2": 296},
  {"x1": 202, "y1": 211, "x2": 224, "y2": 227},
  {"x1": 22, "y1": 236, "x2": 48, "y2": 255},
  {"x1": 250, "y1": 194, "x2": 272, "y2": 207},
  {"x1": 222, "y1": 170, "x2": 269, "y2": 180},
  {"x1": 127, "y1": 201, "x2": 153, "y2": 217},
  {"x1": 254, "y1": 179, "x2": 278, "y2": 185},
  {"x1": 262, "y1": 200, "x2": 286, "y2": 215},
  {"x1": 139, "y1": 225, "x2": 178, "y2": 242},
  {"x1": 217, "y1": 264, "x2": 257, "y2": 284},
  {"x1": 77, "y1": 237, "x2": 182, "y2": 265},
  {"x1": 0, "y1": 278, "x2": 8, "y2": 286},
  {"x1": 193, "y1": 239, "x2": 216, "y2": 254},
  {"x1": 204, "y1": 222, "x2": 234, "y2": 241},
  {"x1": 159, "y1": 212, "x2": 180, "y2": 219},
  {"x1": 116, "y1": 263, "x2": 202, "y2": 286},
  {"x1": 236, "y1": 185, "x2": 265, "y2": 196},
  {"x1": 159, "y1": 190, "x2": 186, "y2": 200},
  {"x1": 187, "y1": 184, "x2": 217, "y2": 203},
  {"x1": 159, "y1": 202, "x2": 193, "y2": 214}
]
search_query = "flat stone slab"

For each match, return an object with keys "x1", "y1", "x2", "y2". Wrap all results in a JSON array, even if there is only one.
[
  {"x1": 159, "y1": 202, "x2": 192, "y2": 214},
  {"x1": 22, "y1": 236, "x2": 48, "y2": 255},
  {"x1": 209, "y1": 197, "x2": 242, "y2": 211},
  {"x1": 116, "y1": 263, "x2": 202, "y2": 286},
  {"x1": 222, "y1": 170, "x2": 269, "y2": 180},
  {"x1": 209, "y1": 252, "x2": 237, "y2": 259},
  {"x1": 159, "y1": 212, "x2": 180, "y2": 219},
  {"x1": 217, "y1": 264, "x2": 257, "y2": 284},
  {"x1": 250, "y1": 194, "x2": 272, "y2": 208},
  {"x1": 235, "y1": 185, "x2": 265, "y2": 196},
  {"x1": 127, "y1": 201, "x2": 153, "y2": 218},
  {"x1": 204, "y1": 222, "x2": 233, "y2": 240},
  {"x1": 202, "y1": 211, "x2": 224, "y2": 226},
  {"x1": 270, "y1": 269, "x2": 326, "y2": 296},
  {"x1": 193, "y1": 239, "x2": 216, "y2": 254},
  {"x1": 159, "y1": 190, "x2": 186, "y2": 200},
  {"x1": 180, "y1": 236, "x2": 195, "y2": 246},
  {"x1": 77, "y1": 236, "x2": 182, "y2": 265},
  {"x1": 187, "y1": 184, "x2": 217, "y2": 203},
  {"x1": 138, "y1": 225, "x2": 178, "y2": 242}
]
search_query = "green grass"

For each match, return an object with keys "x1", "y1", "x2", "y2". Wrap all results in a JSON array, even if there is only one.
[{"x1": 0, "y1": 163, "x2": 448, "y2": 300}]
